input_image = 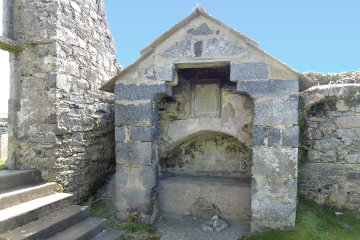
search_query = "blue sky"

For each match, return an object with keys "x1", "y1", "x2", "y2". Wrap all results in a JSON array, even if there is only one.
[{"x1": 104, "y1": 0, "x2": 360, "y2": 73}]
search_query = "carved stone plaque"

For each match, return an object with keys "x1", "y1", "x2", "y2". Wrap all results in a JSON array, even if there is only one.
[{"x1": 191, "y1": 80, "x2": 220, "y2": 117}]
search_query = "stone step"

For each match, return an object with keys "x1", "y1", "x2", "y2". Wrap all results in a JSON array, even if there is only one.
[
  {"x1": 48, "y1": 217, "x2": 106, "y2": 240},
  {"x1": 91, "y1": 229, "x2": 123, "y2": 240},
  {"x1": 0, "y1": 169, "x2": 42, "y2": 191},
  {"x1": 0, "y1": 192, "x2": 73, "y2": 233},
  {"x1": 0, "y1": 182, "x2": 56, "y2": 210},
  {"x1": 0, "y1": 205, "x2": 89, "y2": 240}
]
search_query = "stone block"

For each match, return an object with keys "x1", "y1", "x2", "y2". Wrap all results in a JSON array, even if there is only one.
[
  {"x1": 115, "y1": 127, "x2": 125, "y2": 142},
  {"x1": 346, "y1": 171, "x2": 360, "y2": 180},
  {"x1": 282, "y1": 126, "x2": 299, "y2": 147},
  {"x1": 252, "y1": 147, "x2": 298, "y2": 178},
  {"x1": 116, "y1": 142, "x2": 153, "y2": 165},
  {"x1": 115, "y1": 102, "x2": 155, "y2": 127},
  {"x1": 230, "y1": 62, "x2": 268, "y2": 81},
  {"x1": 115, "y1": 83, "x2": 172, "y2": 100},
  {"x1": 130, "y1": 127, "x2": 157, "y2": 141},
  {"x1": 115, "y1": 187, "x2": 153, "y2": 213},
  {"x1": 335, "y1": 115, "x2": 360, "y2": 129},
  {"x1": 307, "y1": 150, "x2": 322, "y2": 161},
  {"x1": 336, "y1": 100, "x2": 350, "y2": 112},
  {"x1": 115, "y1": 165, "x2": 156, "y2": 190},
  {"x1": 205, "y1": 38, "x2": 244, "y2": 56},
  {"x1": 314, "y1": 139, "x2": 341, "y2": 152},
  {"x1": 252, "y1": 176, "x2": 297, "y2": 201},
  {"x1": 252, "y1": 198, "x2": 296, "y2": 225},
  {"x1": 144, "y1": 64, "x2": 175, "y2": 81},
  {"x1": 237, "y1": 79, "x2": 298, "y2": 98},
  {"x1": 254, "y1": 96, "x2": 298, "y2": 125},
  {"x1": 336, "y1": 129, "x2": 355, "y2": 138},
  {"x1": 253, "y1": 125, "x2": 266, "y2": 146},
  {"x1": 268, "y1": 128, "x2": 280, "y2": 146}
]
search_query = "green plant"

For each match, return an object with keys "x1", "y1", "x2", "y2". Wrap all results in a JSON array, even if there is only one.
[
  {"x1": 342, "y1": 88, "x2": 360, "y2": 106},
  {"x1": 0, "y1": 158, "x2": 6, "y2": 170},
  {"x1": 242, "y1": 196, "x2": 360, "y2": 240}
]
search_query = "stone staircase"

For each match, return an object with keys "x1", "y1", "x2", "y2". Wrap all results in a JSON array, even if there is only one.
[{"x1": 0, "y1": 169, "x2": 122, "y2": 240}]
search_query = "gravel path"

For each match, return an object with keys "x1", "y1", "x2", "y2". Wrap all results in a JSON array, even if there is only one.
[{"x1": 155, "y1": 214, "x2": 250, "y2": 240}]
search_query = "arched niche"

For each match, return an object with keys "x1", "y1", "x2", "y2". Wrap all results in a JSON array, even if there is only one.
[{"x1": 159, "y1": 130, "x2": 251, "y2": 179}]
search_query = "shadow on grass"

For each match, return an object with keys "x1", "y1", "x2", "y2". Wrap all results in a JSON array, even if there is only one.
[{"x1": 242, "y1": 196, "x2": 360, "y2": 240}]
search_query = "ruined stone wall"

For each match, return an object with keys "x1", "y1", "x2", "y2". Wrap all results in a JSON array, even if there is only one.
[
  {"x1": 299, "y1": 85, "x2": 360, "y2": 210},
  {"x1": 3, "y1": 0, "x2": 120, "y2": 201}
]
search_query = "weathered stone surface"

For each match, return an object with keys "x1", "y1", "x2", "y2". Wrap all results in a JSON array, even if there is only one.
[
  {"x1": 159, "y1": 177, "x2": 250, "y2": 220},
  {"x1": 115, "y1": 83, "x2": 171, "y2": 100},
  {"x1": 205, "y1": 38, "x2": 244, "y2": 56},
  {"x1": 230, "y1": 62, "x2": 268, "y2": 81},
  {"x1": 6, "y1": 0, "x2": 120, "y2": 202},
  {"x1": 300, "y1": 86, "x2": 360, "y2": 211},
  {"x1": 237, "y1": 79, "x2": 298, "y2": 98},
  {"x1": 144, "y1": 64, "x2": 175, "y2": 82},
  {"x1": 253, "y1": 125, "x2": 266, "y2": 146},
  {"x1": 116, "y1": 142, "x2": 153, "y2": 165},
  {"x1": 335, "y1": 115, "x2": 360, "y2": 129},
  {"x1": 252, "y1": 176, "x2": 297, "y2": 201},
  {"x1": 336, "y1": 129, "x2": 355, "y2": 138},
  {"x1": 115, "y1": 187, "x2": 153, "y2": 213},
  {"x1": 253, "y1": 147, "x2": 298, "y2": 178},
  {"x1": 252, "y1": 198, "x2": 296, "y2": 224},
  {"x1": 268, "y1": 128, "x2": 280, "y2": 146},
  {"x1": 194, "y1": 40, "x2": 203, "y2": 57},
  {"x1": 187, "y1": 23, "x2": 214, "y2": 36},
  {"x1": 336, "y1": 100, "x2": 350, "y2": 112},
  {"x1": 115, "y1": 166, "x2": 156, "y2": 190},
  {"x1": 254, "y1": 96, "x2": 298, "y2": 125},
  {"x1": 161, "y1": 39, "x2": 192, "y2": 58},
  {"x1": 130, "y1": 127, "x2": 157, "y2": 142},
  {"x1": 115, "y1": 127, "x2": 125, "y2": 142},
  {"x1": 115, "y1": 102, "x2": 155, "y2": 127},
  {"x1": 282, "y1": 126, "x2": 299, "y2": 147}
]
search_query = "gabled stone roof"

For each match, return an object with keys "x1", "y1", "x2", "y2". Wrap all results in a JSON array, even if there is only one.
[{"x1": 100, "y1": 4, "x2": 314, "y2": 93}]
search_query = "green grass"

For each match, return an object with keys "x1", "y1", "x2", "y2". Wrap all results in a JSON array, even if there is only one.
[
  {"x1": 243, "y1": 196, "x2": 360, "y2": 240},
  {"x1": 0, "y1": 158, "x2": 6, "y2": 170},
  {"x1": 85, "y1": 197, "x2": 159, "y2": 240}
]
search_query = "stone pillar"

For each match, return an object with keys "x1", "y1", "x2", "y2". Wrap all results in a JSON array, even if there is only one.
[
  {"x1": 231, "y1": 62, "x2": 299, "y2": 232},
  {"x1": 114, "y1": 81, "x2": 172, "y2": 223}
]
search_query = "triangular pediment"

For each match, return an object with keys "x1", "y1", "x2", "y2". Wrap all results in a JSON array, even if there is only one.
[{"x1": 100, "y1": 4, "x2": 313, "y2": 92}]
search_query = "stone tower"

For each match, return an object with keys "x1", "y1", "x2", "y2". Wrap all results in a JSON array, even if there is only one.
[{"x1": 1, "y1": 0, "x2": 121, "y2": 201}]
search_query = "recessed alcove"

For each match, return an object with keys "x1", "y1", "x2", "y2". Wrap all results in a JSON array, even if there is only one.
[{"x1": 157, "y1": 65, "x2": 253, "y2": 221}]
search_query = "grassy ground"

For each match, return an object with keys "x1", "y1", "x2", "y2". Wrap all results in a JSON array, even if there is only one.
[
  {"x1": 85, "y1": 197, "x2": 160, "y2": 240},
  {"x1": 0, "y1": 158, "x2": 6, "y2": 170},
  {"x1": 87, "y1": 195, "x2": 360, "y2": 240},
  {"x1": 243, "y1": 196, "x2": 360, "y2": 240}
]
